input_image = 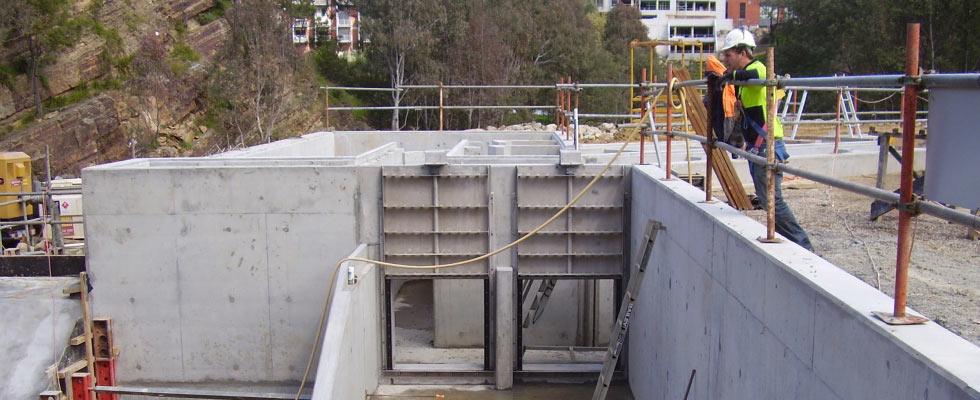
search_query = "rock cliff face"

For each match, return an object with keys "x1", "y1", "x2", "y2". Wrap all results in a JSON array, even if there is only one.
[
  {"x1": 0, "y1": 0, "x2": 233, "y2": 177},
  {"x1": 4, "y1": 95, "x2": 128, "y2": 177}
]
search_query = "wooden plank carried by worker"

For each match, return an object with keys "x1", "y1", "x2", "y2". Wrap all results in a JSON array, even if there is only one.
[{"x1": 673, "y1": 68, "x2": 753, "y2": 210}]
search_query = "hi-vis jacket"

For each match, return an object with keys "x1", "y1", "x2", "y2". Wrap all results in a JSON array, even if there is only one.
[{"x1": 731, "y1": 59, "x2": 784, "y2": 144}]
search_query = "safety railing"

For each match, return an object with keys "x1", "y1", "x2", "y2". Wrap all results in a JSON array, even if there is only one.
[{"x1": 643, "y1": 23, "x2": 978, "y2": 326}]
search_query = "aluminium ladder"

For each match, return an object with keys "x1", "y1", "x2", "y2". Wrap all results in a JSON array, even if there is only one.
[
  {"x1": 592, "y1": 219, "x2": 665, "y2": 400},
  {"x1": 779, "y1": 89, "x2": 809, "y2": 139},
  {"x1": 840, "y1": 90, "x2": 863, "y2": 137}
]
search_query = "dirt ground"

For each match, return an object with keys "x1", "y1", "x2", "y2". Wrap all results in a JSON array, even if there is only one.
[{"x1": 738, "y1": 173, "x2": 980, "y2": 346}]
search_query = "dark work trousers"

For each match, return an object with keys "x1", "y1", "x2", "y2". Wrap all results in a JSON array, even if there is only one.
[{"x1": 748, "y1": 140, "x2": 814, "y2": 251}]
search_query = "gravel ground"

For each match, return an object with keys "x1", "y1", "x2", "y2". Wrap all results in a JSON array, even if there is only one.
[{"x1": 739, "y1": 173, "x2": 980, "y2": 346}]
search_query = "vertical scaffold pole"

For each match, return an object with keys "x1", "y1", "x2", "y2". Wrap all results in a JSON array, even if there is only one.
[
  {"x1": 557, "y1": 78, "x2": 564, "y2": 137},
  {"x1": 834, "y1": 87, "x2": 843, "y2": 154},
  {"x1": 640, "y1": 68, "x2": 647, "y2": 165},
  {"x1": 873, "y1": 23, "x2": 928, "y2": 326},
  {"x1": 703, "y1": 65, "x2": 714, "y2": 203},
  {"x1": 762, "y1": 48, "x2": 779, "y2": 242},
  {"x1": 574, "y1": 83, "x2": 580, "y2": 150},
  {"x1": 566, "y1": 76, "x2": 573, "y2": 140},
  {"x1": 324, "y1": 87, "x2": 330, "y2": 131},
  {"x1": 664, "y1": 65, "x2": 673, "y2": 178},
  {"x1": 439, "y1": 82, "x2": 444, "y2": 131},
  {"x1": 894, "y1": 23, "x2": 921, "y2": 321}
]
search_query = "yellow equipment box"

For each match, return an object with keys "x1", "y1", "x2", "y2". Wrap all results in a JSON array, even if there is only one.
[{"x1": 0, "y1": 152, "x2": 32, "y2": 219}]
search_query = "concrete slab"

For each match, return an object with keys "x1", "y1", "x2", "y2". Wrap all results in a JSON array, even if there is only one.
[{"x1": 0, "y1": 277, "x2": 81, "y2": 400}]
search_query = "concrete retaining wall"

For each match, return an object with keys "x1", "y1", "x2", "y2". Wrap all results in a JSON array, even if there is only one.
[
  {"x1": 628, "y1": 165, "x2": 980, "y2": 399},
  {"x1": 82, "y1": 159, "x2": 381, "y2": 383},
  {"x1": 311, "y1": 244, "x2": 382, "y2": 400}
]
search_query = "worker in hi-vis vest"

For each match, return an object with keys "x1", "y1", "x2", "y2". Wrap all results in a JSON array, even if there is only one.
[{"x1": 717, "y1": 27, "x2": 813, "y2": 251}]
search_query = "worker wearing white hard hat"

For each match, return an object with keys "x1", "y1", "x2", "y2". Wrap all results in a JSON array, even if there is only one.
[{"x1": 716, "y1": 27, "x2": 814, "y2": 251}]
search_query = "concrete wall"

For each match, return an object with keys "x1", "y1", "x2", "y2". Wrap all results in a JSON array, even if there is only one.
[
  {"x1": 82, "y1": 159, "x2": 380, "y2": 383},
  {"x1": 311, "y1": 244, "x2": 382, "y2": 400},
  {"x1": 627, "y1": 165, "x2": 980, "y2": 399},
  {"x1": 434, "y1": 280, "x2": 484, "y2": 348}
]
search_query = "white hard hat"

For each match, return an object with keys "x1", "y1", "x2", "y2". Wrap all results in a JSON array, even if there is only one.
[{"x1": 721, "y1": 27, "x2": 756, "y2": 51}]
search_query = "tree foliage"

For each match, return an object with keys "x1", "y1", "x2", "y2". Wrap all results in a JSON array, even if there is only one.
[
  {"x1": 348, "y1": 0, "x2": 648, "y2": 130},
  {"x1": 0, "y1": 0, "x2": 80, "y2": 118},
  {"x1": 773, "y1": 0, "x2": 980, "y2": 76},
  {"x1": 208, "y1": 0, "x2": 313, "y2": 147},
  {"x1": 770, "y1": 0, "x2": 980, "y2": 113},
  {"x1": 603, "y1": 4, "x2": 649, "y2": 57}
]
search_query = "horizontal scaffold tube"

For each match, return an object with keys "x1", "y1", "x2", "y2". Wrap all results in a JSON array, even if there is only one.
[
  {"x1": 328, "y1": 105, "x2": 554, "y2": 111},
  {"x1": 646, "y1": 129, "x2": 980, "y2": 231},
  {"x1": 401, "y1": 84, "x2": 553, "y2": 89},
  {"x1": 320, "y1": 86, "x2": 401, "y2": 91},
  {"x1": 674, "y1": 73, "x2": 980, "y2": 89}
]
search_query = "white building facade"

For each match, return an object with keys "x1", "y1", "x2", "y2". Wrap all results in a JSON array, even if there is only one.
[{"x1": 595, "y1": 0, "x2": 735, "y2": 59}]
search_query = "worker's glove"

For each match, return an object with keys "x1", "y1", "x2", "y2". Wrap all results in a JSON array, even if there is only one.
[{"x1": 716, "y1": 71, "x2": 734, "y2": 91}]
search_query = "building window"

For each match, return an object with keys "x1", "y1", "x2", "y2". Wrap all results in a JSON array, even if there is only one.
[
  {"x1": 338, "y1": 27, "x2": 352, "y2": 42},
  {"x1": 671, "y1": 26, "x2": 713, "y2": 39},
  {"x1": 670, "y1": 42, "x2": 714, "y2": 54},
  {"x1": 337, "y1": 10, "x2": 351, "y2": 26},
  {"x1": 739, "y1": 2, "x2": 746, "y2": 19},
  {"x1": 677, "y1": 1, "x2": 715, "y2": 12},
  {"x1": 658, "y1": 0, "x2": 670, "y2": 10}
]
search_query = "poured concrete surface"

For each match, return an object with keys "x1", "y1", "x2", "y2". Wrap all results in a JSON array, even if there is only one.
[
  {"x1": 0, "y1": 277, "x2": 80, "y2": 400},
  {"x1": 371, "y1": 384, "x2": 631, "y2": 399},
  {"x1": 311, "y1": 246, "x2": 382, "y2": 400}
]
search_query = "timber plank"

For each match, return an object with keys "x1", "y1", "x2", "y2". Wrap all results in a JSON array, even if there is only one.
[{"x1": 673, "y1": 69, "x2": 753, "y2": 210}]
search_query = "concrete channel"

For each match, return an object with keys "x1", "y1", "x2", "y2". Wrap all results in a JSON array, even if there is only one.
[{"x1": 72, "y1": 130, "x2": 978, "y2": 399}]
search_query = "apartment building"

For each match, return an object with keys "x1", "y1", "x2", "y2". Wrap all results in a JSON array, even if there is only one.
[
  {"x1": 594, "y1": 0, "x2": 760, "y2": 59},
  {"x1": 292, "y1": 0, "x2": 360, "y2": 55}
]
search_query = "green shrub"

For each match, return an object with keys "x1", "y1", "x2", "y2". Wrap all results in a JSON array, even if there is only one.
[
  {"x1": 170, "y1": 60, "x2": 190, "y2": 77},
  {"x1": 44, "y1": 83, "x2": 92, "y2": 110},
  {"x1": 170, "y1": 42, "x2": 199, "y2": 63},
  {"x1": 195, "y1": 0, "x2": 232, "y2": 25}
]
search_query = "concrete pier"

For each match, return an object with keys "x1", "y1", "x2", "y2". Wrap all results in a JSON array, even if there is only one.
[{"x1": 496, "y1": 266, "x2": 514, "y2": 390}]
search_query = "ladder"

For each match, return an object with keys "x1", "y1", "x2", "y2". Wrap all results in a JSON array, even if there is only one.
[
  {"x1": 779, "y1": 89, "x2": 808, "y2": 139},
  {"x1": 840, "y1": 90, "x2": 863, "y2": 137},
  {"x1": 522, "y1": 279, "x2": 557, "y2": 327},
  {"x1": 592, "y1": 219, "x2": 665, "y2": 400}
]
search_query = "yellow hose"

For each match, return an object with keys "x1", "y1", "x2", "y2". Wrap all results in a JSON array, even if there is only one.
[{"x1": 294, "y1": 96, "x2": 679, "y2": 399}]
